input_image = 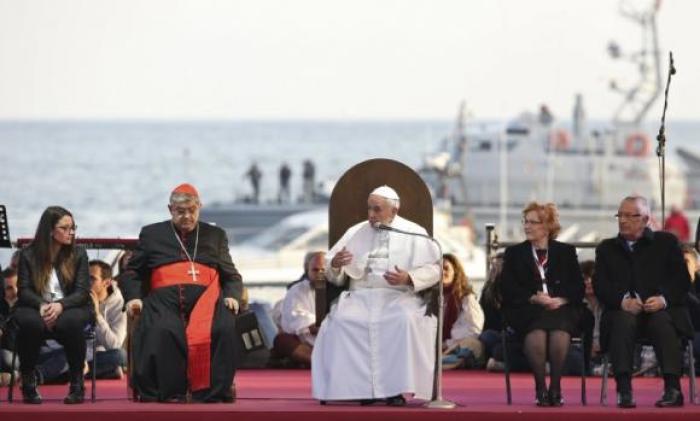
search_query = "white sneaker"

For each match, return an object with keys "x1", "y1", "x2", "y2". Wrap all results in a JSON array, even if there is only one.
[{"x1": 486, "y1": 357, "x2": 504, "y2": 372}]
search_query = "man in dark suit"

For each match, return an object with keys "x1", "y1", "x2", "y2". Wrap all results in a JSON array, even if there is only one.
[{"x1": 594, "y1": 195, "x2": 692, "y2": 408}]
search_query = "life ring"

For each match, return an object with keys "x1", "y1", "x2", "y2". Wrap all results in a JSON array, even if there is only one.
[
  {"x1": 549, "y1": 129, "x2": 571, "y2": 151},
  {"x1": 625, "y1": 132, "x2": 651, "y2": 157}
]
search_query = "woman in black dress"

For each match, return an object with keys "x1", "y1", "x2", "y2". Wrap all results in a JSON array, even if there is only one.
[
  {"x1": 501, "y1": 202, "x2": 584, "y2": 406},
  {"x1": 16, "y1": 206, "x2": 90, "y2": 404}
]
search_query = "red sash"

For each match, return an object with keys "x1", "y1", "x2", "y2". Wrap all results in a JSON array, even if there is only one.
[{"x1": 151, "y1": 261, "x2": 219, "y2": 391}]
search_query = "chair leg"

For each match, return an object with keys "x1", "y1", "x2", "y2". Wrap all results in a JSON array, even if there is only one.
[
  {"x1": 502, "y1": 330, "x2": 512, "y2": 405},
  {"x1": 600, "y1": 354, "x2": 608, "y2": 406},
  {"x1": 91, "y1": 338, "x2": 97, "y2": 403},
  {"x1": 8, "y1": 348, "x2": 17, "y2": 403},
  {"x1": 688, "y1": 340, "x2": 696, "y2": 405},
  {"x1": 580, "y1": 341, "x2": 586, "y2": 406}
]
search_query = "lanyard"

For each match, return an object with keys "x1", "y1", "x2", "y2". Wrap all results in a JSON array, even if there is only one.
[{"x1": 531, "y1": 245, "x2": 549, "y2": 294}]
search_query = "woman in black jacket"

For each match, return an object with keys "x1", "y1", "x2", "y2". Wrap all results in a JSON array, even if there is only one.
[
  {"x1": 16, "y1": 206, "x2": 90, "y2": 404},
  {"x1": 501, "y1": 202, "x2": 584, "y2": 407}
]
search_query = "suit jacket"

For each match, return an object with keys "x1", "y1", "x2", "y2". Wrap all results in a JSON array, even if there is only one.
[
  {"x1": 501, "y1": 240, "x2": 584, "y2": 308},
  {"x1": 17, "y1": 246, "x2": 90, "y2": 310},
  {"x1": 593, "y1": 228, "x2": 693, "y2": 340}
]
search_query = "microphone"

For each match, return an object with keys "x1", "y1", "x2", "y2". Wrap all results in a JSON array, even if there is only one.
[
  {"x1": 670, "y1": 51, "x2": 676, "y2": 75},
  {"x1": 373, "y1": 222, "x2": 393, "y2": 231},
  {"x1": 373, "y1": 222, "x2": 433, "y2": 240}
]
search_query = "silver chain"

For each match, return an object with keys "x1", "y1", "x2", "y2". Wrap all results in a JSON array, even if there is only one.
[{"x1": 171, "y1": 222, "x2": 200, "y2": 264}]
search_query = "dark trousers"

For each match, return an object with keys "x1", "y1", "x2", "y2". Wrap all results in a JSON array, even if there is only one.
[
  {"x1": 607, "y1": 310, "x2": 682, "y2": 378},
  {"x1": 14, "y1": 306, "x2": 89, "y2": 377}
]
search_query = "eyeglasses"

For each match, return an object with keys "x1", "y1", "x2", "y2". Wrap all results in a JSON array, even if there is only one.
[
  {"x1": 522, "y1": 219, "x2": 543, "y2": 226},
  {"x1": 55, "y1": 225, "x2": 77, "y2": 232},
  {"x1": 614, "y1": 213, "x2": 642, "y2": 221}
]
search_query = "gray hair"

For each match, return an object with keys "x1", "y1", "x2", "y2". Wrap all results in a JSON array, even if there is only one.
[
  {"x1": 304, "y1": 251, "x2": 325, "y2": 271},
  {"x1": 169, "y1": 192, "x2": 200, "y2": 205},
  {"x1": 621, "y1": 195, "x2": 650, "y2": 216}
]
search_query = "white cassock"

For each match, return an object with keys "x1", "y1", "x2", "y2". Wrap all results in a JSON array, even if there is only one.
[
  {"x1": 280, "y1": 279, "x2": 317, "y2": 346},
  {"x1": 312, "y1": 215, "x2": 440, "y2": 401}
]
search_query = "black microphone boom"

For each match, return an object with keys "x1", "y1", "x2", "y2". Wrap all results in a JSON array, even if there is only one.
[
  {"x1": 656, "y1": 51, "x2": 676, "y2": 223},
  {"x1": 374, "y1": 223, "x2": 434, "y2": 240}
]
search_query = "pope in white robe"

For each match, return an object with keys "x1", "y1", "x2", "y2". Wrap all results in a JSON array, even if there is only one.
[{"x1": 311, "y1": 186, "x2": 440, "y2": 404}]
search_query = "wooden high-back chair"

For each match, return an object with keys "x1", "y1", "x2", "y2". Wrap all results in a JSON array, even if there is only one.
[{"x1": 315, "y1": 158, "x2": 436, "y2": 324}]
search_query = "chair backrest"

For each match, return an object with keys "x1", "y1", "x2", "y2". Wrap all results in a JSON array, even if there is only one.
[
  {"x1": 328, "y1": 158, "x2": 433, "y2": 246},
  {"x1": 317, "y1": 158, "x2": 435, "y2": 322},
  {"x1": 0, "y1": 205, "x2": 11, "y2": 248}
]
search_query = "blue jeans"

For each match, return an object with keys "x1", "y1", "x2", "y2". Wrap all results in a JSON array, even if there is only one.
[
  {"x1": 37, "y1": 346, "x2": 69, "y2": 383},
  {"x1": 89, "y1": 348, "x2": 126, "y2": 378},
  {"x1": 1, "y1": 348, "x2": 18, "y2": 372}
]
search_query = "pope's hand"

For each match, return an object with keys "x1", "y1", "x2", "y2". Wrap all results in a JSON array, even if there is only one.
[
  {"x1": 384, "y1": 266, "x2": 411, "y2": 286},
  {"x1": 224, "y1": 297, "x2": 240, "y2": 314},
  {"x1": 126, "y1": 299, "x2": 143, "y2": 317},
  {"x1": 331, "y1": 247, "x2": 353, "y2": 269}
]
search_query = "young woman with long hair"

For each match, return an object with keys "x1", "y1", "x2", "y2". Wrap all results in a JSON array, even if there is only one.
[
  {"x1": 441, "y1": 253, "x2": 484, "y2": 368},
  {"x1": 15, "y1": 206, "x2": 90, "y2": 404}
]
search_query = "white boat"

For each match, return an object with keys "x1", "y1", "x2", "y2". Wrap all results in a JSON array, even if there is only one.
[{"x1": 419, "y1": 1, "x2": 685, "y2": 241}]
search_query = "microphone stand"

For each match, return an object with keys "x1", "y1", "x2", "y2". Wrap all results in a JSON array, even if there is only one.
[
  {"x1": 656, "y1": 51, "x2": 676, "y2": 223},
  {"x1": 375, "y1": 224, "x2": 456, "y2": 409}
]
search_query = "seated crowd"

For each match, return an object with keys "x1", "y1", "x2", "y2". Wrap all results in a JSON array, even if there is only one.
[{"x1": 1, "y1": 189, "x2": 700, "y2": 410}]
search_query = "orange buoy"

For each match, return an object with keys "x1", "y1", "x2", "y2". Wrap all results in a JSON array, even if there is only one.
[{"x1": 625, "y1": 132, "x2": 651, "y2": 156}]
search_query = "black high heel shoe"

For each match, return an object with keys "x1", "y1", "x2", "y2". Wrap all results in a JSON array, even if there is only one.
[
  {"x1": 535, "y1": 389, "x2": 550, "y2": 407},
  {"x1": 548, "y1": 389, "x2": 564, "y2": 407}
]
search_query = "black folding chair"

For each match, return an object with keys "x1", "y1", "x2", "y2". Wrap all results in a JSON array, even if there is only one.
[
  {"x1": 599, "y1": 337, "x2": 696, "y2": 405},
  {"x1": 502, "y1": 324, "x2": 587, "y2": 405}
]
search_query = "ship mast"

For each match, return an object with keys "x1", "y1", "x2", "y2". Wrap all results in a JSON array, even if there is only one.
[{"x1": 609, "y1": 0, "x2": 663, "y2": 128}]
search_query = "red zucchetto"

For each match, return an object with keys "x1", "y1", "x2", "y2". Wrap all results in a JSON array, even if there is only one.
[{"x1": 172, "y1": 183, "x2": 199, "y2": 198}]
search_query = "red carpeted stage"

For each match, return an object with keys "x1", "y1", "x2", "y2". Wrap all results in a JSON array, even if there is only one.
[{"x1": 1, "y1": 370, "x2": 698, "y2": 421}]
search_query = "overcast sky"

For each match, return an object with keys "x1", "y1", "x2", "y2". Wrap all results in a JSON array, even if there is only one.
[{"x1": 0, "y1": 0, "x2": 698, "y2": 120}]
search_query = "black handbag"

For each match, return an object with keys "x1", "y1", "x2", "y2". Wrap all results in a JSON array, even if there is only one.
[{"x1": 235, "y1": 310, "x2": 265, "y2": 353}]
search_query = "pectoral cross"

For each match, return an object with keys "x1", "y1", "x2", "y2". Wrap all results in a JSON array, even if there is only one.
[{"x1": 188, "y1": 263, "x2": 199, "y2": 282}]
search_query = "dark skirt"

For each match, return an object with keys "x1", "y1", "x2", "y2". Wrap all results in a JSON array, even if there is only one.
[{"x1": 504, "y1": 303, "x2": 583, "y2": 339}]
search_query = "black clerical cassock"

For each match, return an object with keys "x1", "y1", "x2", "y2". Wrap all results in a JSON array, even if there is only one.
[{"x1": 121, "y1": 220, "x2": 243, "y2": 402}]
